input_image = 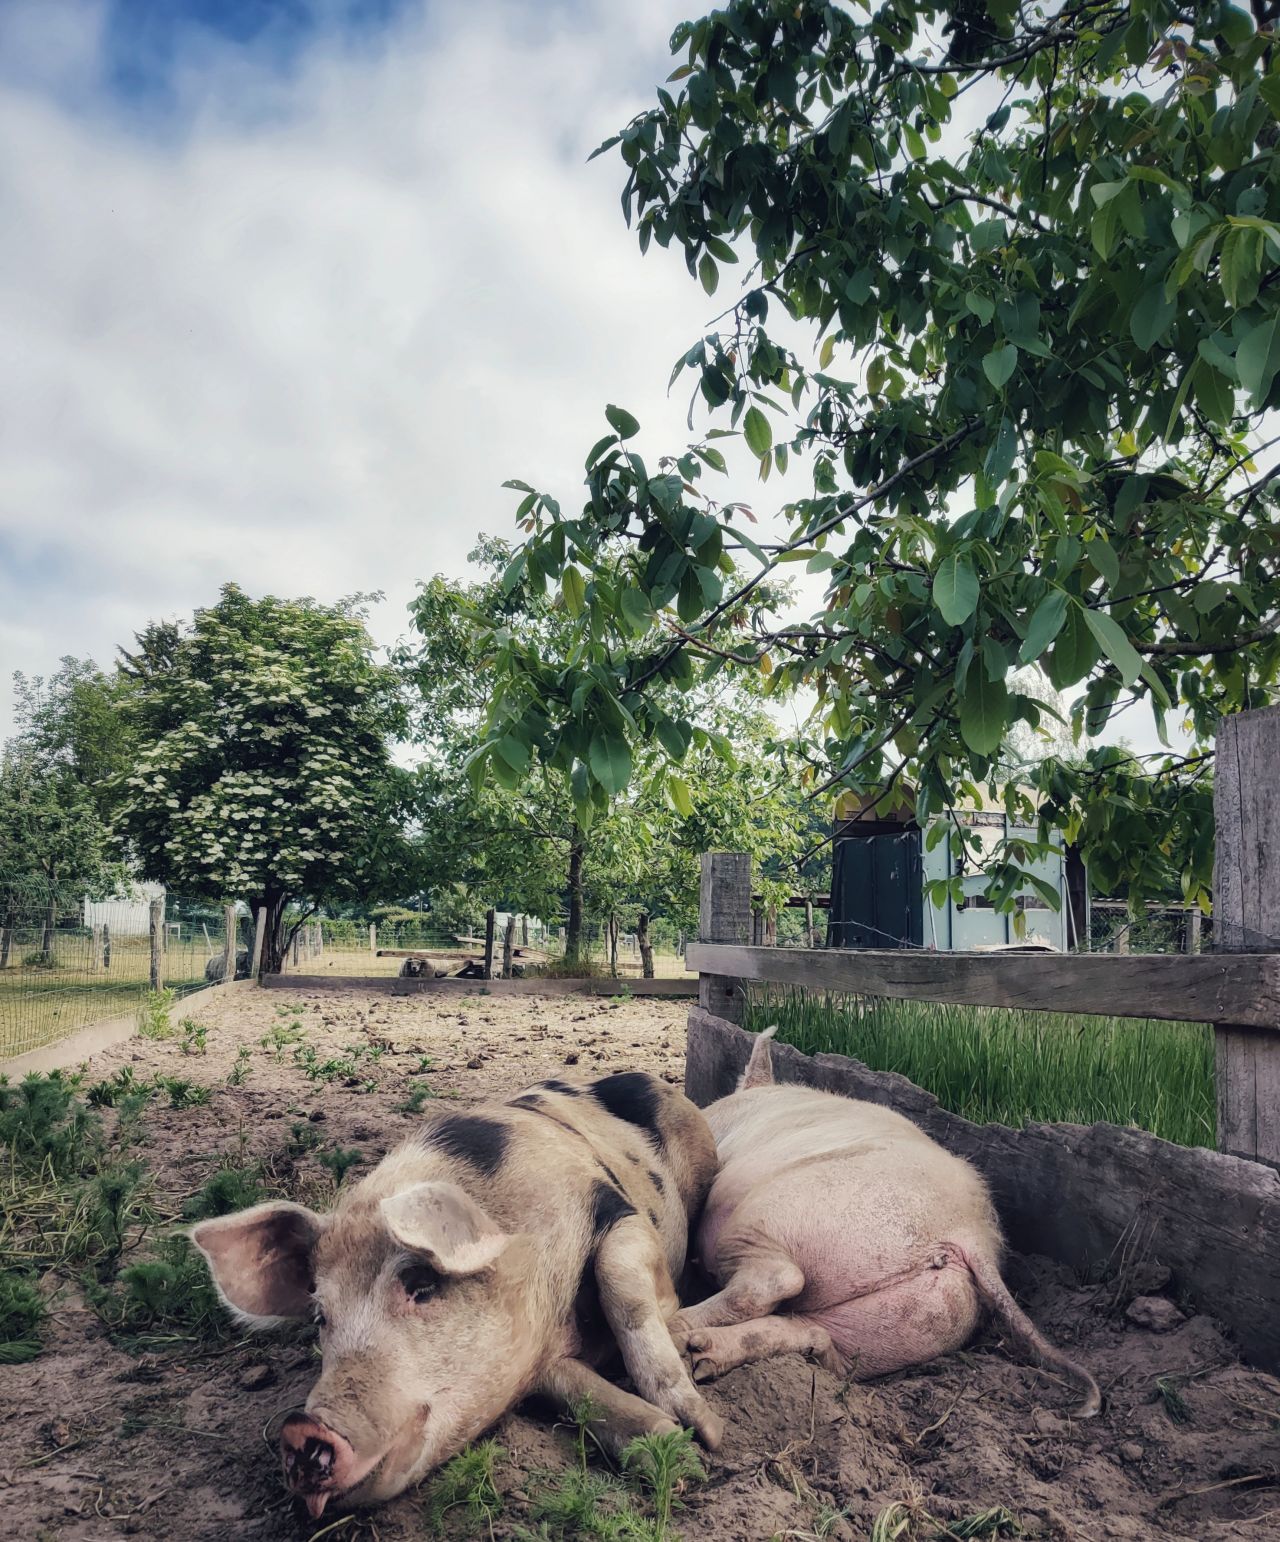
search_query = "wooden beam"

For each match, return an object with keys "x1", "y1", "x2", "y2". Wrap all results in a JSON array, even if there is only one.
[
  {"x1": 222, "y1": 903, "x2": 236, "y2": 985},
  {"x1": 1215, "y1": 706, "x2": 1280, "y2": 1165},
  {"x1": 683, "y1": 942, "x2": 1280, "y2": 1028},
  {"x1": 699, "y1": 853, "x2": 753, "y2": 1023},
  {"x1": 261, "y1": 974, "x2": 698, "y2": 998}
]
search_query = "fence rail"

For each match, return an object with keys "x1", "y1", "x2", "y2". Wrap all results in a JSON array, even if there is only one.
[{"x1": 689, "y1": 705, "x2": 1280, "y2": 1169}]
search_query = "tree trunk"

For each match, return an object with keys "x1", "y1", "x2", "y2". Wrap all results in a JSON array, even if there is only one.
[
  {"x1": 41, "y1": 895, "x2": 57, "y2": 958},
  {"x1": 256, "y1": 889, "x2": 288, "y2": 975},
  {"x1": 521, "y1": 914, "x2": 529, "y2": 947},
  {"x1": 607, "y1": 914, "x2": 619, "y2": 977},
  {"x1": 564, "y1": 832, "x2": 585, "y2": 969},
  {"x1": 0, "y1": 906, "x2": 13, "y2": 969},
  {"x1": 502, "y1": 913, "x2": 516, "y2": 978},
  {"x1": 637, "y1": 911, "x2": 655, "y2": 979}
]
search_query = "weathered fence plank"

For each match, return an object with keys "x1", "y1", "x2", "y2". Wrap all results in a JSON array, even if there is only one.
[
  {"x1": 222, "y1": 904, "x2": 236, "y2": 985},
  {"x1": 148, "y1": 896, "x2": 164, "y2": 991},
  {"x1": 698, "y1": 853, "x2": 752, "y2": 1022},
  {"x1": 483, "y1": 908, "x2": 496, "y2": 981},
  {"x1": 1214, "y1": 706, "x2": 1280, "y2": 1165},
  {"x1": 684, "y1": 941, "x2": 1280, "y2": 1028},
  {"x1": 686, "y1": 1008, "x2": 1280, "y2": 1374}
]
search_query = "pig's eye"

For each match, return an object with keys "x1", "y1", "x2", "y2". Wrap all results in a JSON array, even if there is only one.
[{"x1": 400, "y1": 1265, "x2": 439, "y2": 1306}]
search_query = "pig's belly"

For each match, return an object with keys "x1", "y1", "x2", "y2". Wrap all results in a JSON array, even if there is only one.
[{"x1": 803, "y1": 1248, "x2": 982, "y2": 1377}]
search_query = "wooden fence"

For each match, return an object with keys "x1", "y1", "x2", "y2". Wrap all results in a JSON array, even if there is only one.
[{"x1": 687, "y1": 705, "x2": 1280, "y2": 1168}]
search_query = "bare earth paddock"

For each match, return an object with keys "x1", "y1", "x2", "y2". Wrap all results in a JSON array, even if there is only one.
[{"x1": 3, "y1": 986, "x2": 1279, "y2": 1541}]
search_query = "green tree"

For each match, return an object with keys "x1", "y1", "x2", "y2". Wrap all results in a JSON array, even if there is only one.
[
  {"x1": 478, "y1": 0, "x2": 1280, "y2": 911},
  {"x1": 116, "y1": 585, "x2": 416, "y2": 973},
  {"x1": 0, "y1": 661, "x2": 129, "y2": 962},
  {"x1": 405, "y1": 542, "x2": 808, "y2": 966}
]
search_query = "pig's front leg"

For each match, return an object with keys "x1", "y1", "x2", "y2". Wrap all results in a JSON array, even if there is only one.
[
  {"x1": 594, "y1": 1217, "x2": 726, "y2": 1450},
  {"x1": 534, "y1": 1356, "x2": 679, "y2": 1455},
  {"x1": 669, "y1": 1251, "x2": 805, "y2": 1348},
  {"x1": 686, "y1": 1316, "x2": 842, "y2": 1381}
]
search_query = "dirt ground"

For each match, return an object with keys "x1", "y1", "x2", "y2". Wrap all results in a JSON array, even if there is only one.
[{"x1": 4, "y1": 986, "x2": 1279, "y2": 1541}]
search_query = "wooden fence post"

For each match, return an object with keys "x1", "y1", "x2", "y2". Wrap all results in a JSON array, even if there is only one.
[
  {"x1": 804, "y1": 898, "x2": 815, "y2": 950},
  {"x1": 149, "y1": 896, "x2": 165, "y2": 991},
  {"x1": 1214, "y1": 706, "x2": 1280, "y2": 1165},
  {"x1": 699, "y1": 853, "x2": 752, "y2": 1022},
  {"x1": 502, "y1": 914, "x2": 516, "y2": 978},
  {"x1": 102, "y1": 922, "x2": 111, "y2": 971},
  {"x1": 369, "y1": 922, "x2": 377, "y2": 954},
  {"x1": 1185, "y1": 909, "x2": 1202, "y2": 955},
  {"x1": 483, "y1": 909, "x2": 496, "y2": 980},
  {"x1": 250, "y1": 905, "x2": 267, "y2": 982},
  {"x1": 222, "y1": 904, "x2": 236, "y2": 983},
  {"x1": 91, "y1": 923, "x2": 103, "y2": 974}
]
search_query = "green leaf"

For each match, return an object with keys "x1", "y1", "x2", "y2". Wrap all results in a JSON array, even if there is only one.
[
  {"x1": 1019, "y1": 590, "x2": 1069, "y2": 663},
  {"x1": 965, "y1": 293, "x2": 995, "y2": 324},
  {"x1": 983, "y1": 416, "x2": 1017, "y2": 485},
  {"x1": 619, "y1": 585, "x2": 652, "y2": 635},
  {"x1": 698, "y1": 253, "x2": 719, "y2": 295},
  {"x1": 982, "y1": 344, "x2": 1018, "y2": 389},
  {"x1": 1236, "y1": 316, "x2": 1280, "y2": 407},
  {"x1": 605, "y1": 405, "x2": 640, "y2": 440},
  {"x1": 655, "y1": 717, "x2": 690, "y2": 760},
  {"x1": 1129, "y1": 286, "x2": 1176, "y2": 351},
  {"x1": 584, "y1": 434, "x2": 617, "y2": 471},
  {"x1": 704, "y1": 235, "x2": 738, "y2": 264},
  {"x1": 561, "y1": 566, "x2": 586, "y2": 617},
  {"x1": 743, "y1": 406, "x2": 773, "y2": 457},
  {"x1": 1088, "y1": 538, "x2": 1120, "y2": 589},
  {"x1": 933, "y1": 553, "x2": 980, "y2": 626},
  {"x1": 1046, "y1": 604, "x2": 1100, "y2": 688},
  {"x1": 1082, "y1": 608, "x2": 1143, "y2": 686},
  {"x1": 588, "y1": 731, "x2": 632, "y2": 796},
  {"x1": 959, "y1": 670, "x2": 1009, "y2": 757},
  {"x1": 667, "y1": 773, "x2": 693, "y2": 817}
]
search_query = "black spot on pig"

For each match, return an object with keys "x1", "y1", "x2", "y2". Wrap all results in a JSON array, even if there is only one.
[
  {"x1": 424, "y1": 1114, "x2": 510, "y2": 1177},
  {"x1": 538, "y1": 1079, "x2": 581, "y2": 1097},
  {"x1": 647, "y1": 1168, "x2": 664, "y2": 1192},
  {"x1": 589, "y1": 1180, "x2": 636, "y2": 1239},
  {"x1": 590, "y1": 1072, "x2": 665, "y2": 1151}
]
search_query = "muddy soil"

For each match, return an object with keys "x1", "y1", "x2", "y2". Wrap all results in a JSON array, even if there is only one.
[{"x1": 3, "y1": 986, "x2": 1278, "y2": 1541}]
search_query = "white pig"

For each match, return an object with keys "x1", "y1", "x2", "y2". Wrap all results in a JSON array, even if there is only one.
[
  {"x1": 193, "y1": 1072, "x2": 723, "y2": 1518},
  {"x1": 670, "y1": 1028, "x2": 1100, "y2": 1416}
]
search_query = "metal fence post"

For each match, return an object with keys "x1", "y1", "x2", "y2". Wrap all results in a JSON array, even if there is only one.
[
  {"x1": 699, "y1": 853, "x2": 752, "y2": 1023},
  {"x1": 1214, "y1": 705, "x2": 1280, "y2": 1165}
]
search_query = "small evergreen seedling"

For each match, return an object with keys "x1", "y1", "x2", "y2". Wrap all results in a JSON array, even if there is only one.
[{"x1": 317, "y1": 1146, "x2": 363, "y2": 1186}]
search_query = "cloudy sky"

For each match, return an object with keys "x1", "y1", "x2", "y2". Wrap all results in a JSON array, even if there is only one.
[
  {"x1": 0, "y1": 0, "x2": 743, "y2": 738},
  {"x1": 0, "y1": 0, "x2": 1173, "y2": 756}
]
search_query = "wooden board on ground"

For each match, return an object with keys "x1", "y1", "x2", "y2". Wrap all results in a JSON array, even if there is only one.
[
  {"x1": 684, "y1": 1006, "x2": 1280, "y2": 1375},
  {"x1": 263, "y1": 973, "x2": 697, "y2": 997},
  {"x1": 683, "y1": 942, "x2": 1280, "y2": 1028}
]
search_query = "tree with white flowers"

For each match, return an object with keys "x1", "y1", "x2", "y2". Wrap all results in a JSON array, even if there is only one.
[{"x1": 117, "y1": 585, "x2": 416, "y2": 973}]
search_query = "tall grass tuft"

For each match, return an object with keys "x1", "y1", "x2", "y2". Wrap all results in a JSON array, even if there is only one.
[{"x1": 746, "y1": 988, "x2": 1216, "y2": 1149}]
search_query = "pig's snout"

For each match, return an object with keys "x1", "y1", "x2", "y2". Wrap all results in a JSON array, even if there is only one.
[{"x1": 280, "y1": 1412, "x2": 358, "y2": 1519}]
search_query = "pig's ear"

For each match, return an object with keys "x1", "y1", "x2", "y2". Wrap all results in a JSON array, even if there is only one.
[
  {"x1": 190, "y1": 1202, "x2": 326, "y2": 1325},
  {"x1": 380, "y1": 1181, "x2": 510, "y2": 1276}
]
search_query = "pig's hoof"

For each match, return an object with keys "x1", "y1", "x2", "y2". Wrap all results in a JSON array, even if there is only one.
[
  {"x1": 686, "y1": 1331, "x2": 725, "y2": 1384},
  {"x1": 690, "y1": 1398, "x2": 725, "y2": 1450},
  {"x1": 667, "y1": 1312, "x2": 693, "y2": 1353}
]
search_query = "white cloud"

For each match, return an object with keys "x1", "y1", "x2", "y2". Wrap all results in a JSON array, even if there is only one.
[{"x1": 0, "y1": 0, "x2": 716, "y2": 734}]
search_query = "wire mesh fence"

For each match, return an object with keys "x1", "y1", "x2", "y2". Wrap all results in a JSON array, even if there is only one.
[
  {"x1": 295, "y1": 915, "x2": 687, "y2": 979},
  {"x1": 0, "y1": 885, "x2": 234, "y2": 1060}
]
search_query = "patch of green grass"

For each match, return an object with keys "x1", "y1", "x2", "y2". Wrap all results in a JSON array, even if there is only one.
[
  {"x1": 138, "y1": 989, "x2": 176, "y2": 1040},
  {"x1": 426, "y1": 1439, "x2": 505, "y2": 1534},
  {"x1": 0, "y1": 1270, "x2": 46, "y2": 1363},
  {"x1": 317, "y1": 1146, "x2": 363, "y2": 1187},
  {"x1": 748, "y1": 987, "x2": 1216, "y2": 1148},
  {"x1": 621, "y1": 1430, "x2": 703, "y2": 1542},
  {"x1": 396, "y1": 1081, "x2": 437, "y2": 1114},
  {"x1": 179, "y1": 1017, "x2": 208, "y2": 1055},
  {"x1": 0, "y1": 1071, "x2": 100, "y2": 1175},
  {"x1": 155, "y1": 1077, "x2": 212, "y2": 1109},
  {"x1": 182, "y1": 1163, "x2": 264, "y2": 1221}
]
